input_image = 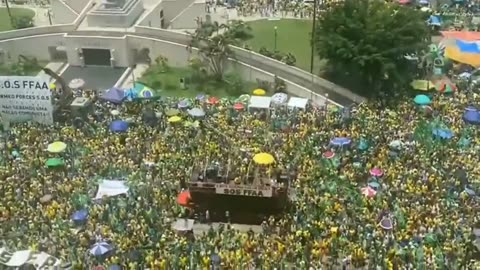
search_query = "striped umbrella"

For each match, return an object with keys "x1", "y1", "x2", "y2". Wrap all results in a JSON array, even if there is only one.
[{"x1": 435, "y1": 81, "x2": 457, "y2": 93}]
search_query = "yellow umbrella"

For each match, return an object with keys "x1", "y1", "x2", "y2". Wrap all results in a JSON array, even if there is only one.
[
  {"x1": 47, "y1": 141, "x2": 67, "y2": 153},
  {"x1": 410, "y1": 80, "x2": 434, "y2": 91},
  {"x1": 253, "y1": 89, "x2": 266, "y2": 96},
  {"x1": 168, "y1": 116, "x2": 182, "y2": 123},
  {"x1": 49, "y1": 83, "x2": 56, "y2": 90},
  {"x1": 253, "y1": 152, "x2": 275, "y2": 165}
]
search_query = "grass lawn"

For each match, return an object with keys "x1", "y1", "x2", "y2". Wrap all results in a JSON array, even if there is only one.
[
  {"x1": 139, "y1": 66, "x2": 258, "y2": 98},
  {"x1": 246, "y1": 19, "x2": 326, "y2": 74},
  {"x1": 0, "y1": 7, "x2": 35, "y2": 31}
]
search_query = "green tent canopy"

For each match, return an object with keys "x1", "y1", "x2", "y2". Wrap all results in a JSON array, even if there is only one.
[{"x1": 45, "y1": 158, "x2": 65, "y2": 167}]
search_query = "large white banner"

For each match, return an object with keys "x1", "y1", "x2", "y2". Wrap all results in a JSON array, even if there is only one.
[{"x1": 0, "y1": 76, "x2": 53, "y2": 125}]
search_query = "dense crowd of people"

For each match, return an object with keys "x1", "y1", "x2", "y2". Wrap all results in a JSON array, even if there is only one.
[{"x1": 0, "y1": 86, "x2": 479, "y2": 269}]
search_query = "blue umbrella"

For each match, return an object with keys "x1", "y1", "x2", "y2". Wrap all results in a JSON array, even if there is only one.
[
  {"x1": 90, "y1": 242, "x2": 112, "y2": 256},
  {"x1": 414, "y1": 95, "x2": 431, "y2": 105},
  {"x1": 110, "y1": 120, "x2": 129, "y2": 133},
  {"x1": 463, "y1": 107, "x2": 480, "y2": 125},
  {"x1": 432, "y1": 128, "x2": 453, "y2": 139},
  {"x1": 102, "y1": 87, "x2": 125, "y2": 104},
  {"x1": 71, "y1": 209, "x2": 88, "y2": 221},
  {"x1": 330, "y1": 137, "x2": 352, "y2": 146},
  {"x1": 196, "y1": 93, "x2": 206, "y2": 101},
  {"x1": 428, "y1": 15, "x2": 441, "y2": 26},
  {"x1": 368, "y1": 181, "x2": 380, "y2": 189},
  {"x1": 109, "y1": 265, "x2": 121, "y2": 270}
]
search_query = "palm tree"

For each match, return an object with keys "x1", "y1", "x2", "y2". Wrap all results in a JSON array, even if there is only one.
[{"x1": 189, "y1": 20, "x2": 253, "y2": 81}]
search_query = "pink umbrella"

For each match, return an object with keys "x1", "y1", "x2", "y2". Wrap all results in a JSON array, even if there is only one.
[
  {"x1": 398, "y1": 0, "x2": 411, "y2": 4},
  {"x1": 361, "y1": 187, "x2": 377, "y2": 198},
  {"x1": 207, "y1": 96, "x2": 219, "y2": 105},
  {"x1": 369, "y1": 168, "x2": 384, "y2": 177},
  {"x1": 323, "y1": 151, "x2": 335, "y2": 159},
  {"x1": 233, "y1": 103, "x2": 244, "y2": 110}
]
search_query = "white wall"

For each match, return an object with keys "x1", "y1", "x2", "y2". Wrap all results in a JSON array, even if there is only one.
[
  {"x1": 0, "y1": 25, "x2": 73, "y2": 41},
  {"x1": 0, "y1": 34, "x2": 65, "y2": 62},
  {"x1": 232, "y1": 46, "x2": 366, "y2": 103},
  {"x1": 63, "y1": 0, "x2": 90, "y2": 14},
  {"x1": 0, "y1": 27, "x2": 353, "y2": 105},
  {"x1": 134, "y1": 26, "x2": 190, "y2": 44},
  {"x1": 169, "y1": 0, "x2": 206, "y2": 29},
  {"x1": 51, "y1": 0, "x2": 78, "y2": 24},
  {"x1": 127, "y1": 35, "x2": 197, "y2": 67},
  {"x1": 138, "y1": 1, "x2": 164, "y2": 28},
  {"x1": 64, "y1": 36, "x2": 130, "y2": 67},
  {"x1": 227, "y1": 60, "x2": 333, "y2": 106}
]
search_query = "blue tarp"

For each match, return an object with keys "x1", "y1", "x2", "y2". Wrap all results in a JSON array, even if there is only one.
[
  {"x1": 101, "y1": 87, "x2": 125, "y2": 104},
  {"x1": 432, "y1": 128, "x2": 454, "y2": 139},
  {"x1": 456, "y1": 39, "x2": 480, "y2": 54},
  {"x1": 428, "y1": 15, "x2": 441, "y2": 26}
]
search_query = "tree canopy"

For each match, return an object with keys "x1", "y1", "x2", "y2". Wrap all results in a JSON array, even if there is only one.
[
  {"x1": 189, "y1": 20, "x2": 252, "y2": 80},
  {"x1": 315, "y1": 0, "x2": 429, "y2": 96}
]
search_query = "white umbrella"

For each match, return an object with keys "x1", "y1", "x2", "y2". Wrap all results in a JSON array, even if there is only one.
[
  {"x1": 90, "y1": 242, "x2": 112, "y2": 256},
  {"x1": 389, "y1": 140, "x2": 403, "y2": 149},
  {"x1": 271, "y1": 93, "x2": 288, "y2": 104},
  {"x1": 111, "y1": 110, "x2": 120, "y2": 116},
  {"x1": 68, "y1": 78, "x2": 85, "y2": 89},
  {"x1": 187, "y1": 108, "x2": 205, "y2": 117}
]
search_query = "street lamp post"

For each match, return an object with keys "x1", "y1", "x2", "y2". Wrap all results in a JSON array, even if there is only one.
[
  {"x1": 310, "y1": 0, "x2": 319, "y2": 74},
  {"x1": 46, "y1": 8, "x2": 53, "y2": 25},
  {"x1": 274, "y1": 26, "x2": 278, "y2": 51},
  {"x1": 4, "y1": 0, "x2": 13, "y2": 26}
]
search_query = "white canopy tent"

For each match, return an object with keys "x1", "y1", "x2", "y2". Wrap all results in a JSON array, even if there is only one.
[
  {"x1": 287, "y1": 97, "x2": 309, "y2": 109},
  {"x1": 249, "y1": 96, "x2": 272, "y2": 109}
]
